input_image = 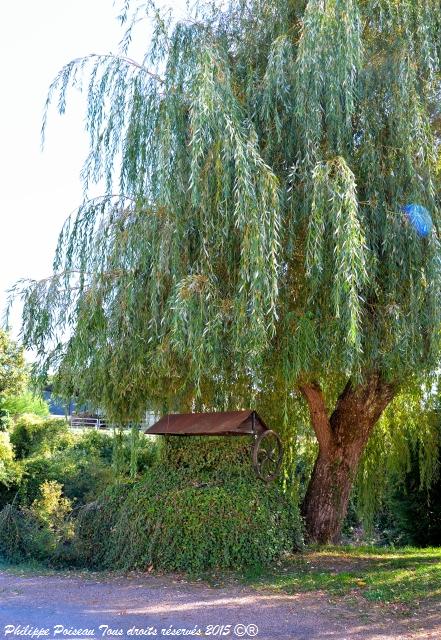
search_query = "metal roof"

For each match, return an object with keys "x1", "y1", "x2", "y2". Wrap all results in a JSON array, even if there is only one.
[{"x1": 144, "y1": 410, "x2": 268, "y2": 436}]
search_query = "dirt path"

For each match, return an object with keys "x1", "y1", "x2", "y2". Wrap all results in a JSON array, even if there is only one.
[{"x1": 0, "y1": 570, "x2": 439, "y2": 640}]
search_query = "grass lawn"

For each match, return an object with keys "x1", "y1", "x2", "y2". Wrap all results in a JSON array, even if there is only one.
[{"x1": 241, "y1": 546, "x2": 441, "y2": 606}]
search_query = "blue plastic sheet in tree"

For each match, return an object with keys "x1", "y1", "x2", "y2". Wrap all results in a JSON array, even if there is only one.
[{"x1": 402, "y1": 204, "x2": 433, "y2": 237}]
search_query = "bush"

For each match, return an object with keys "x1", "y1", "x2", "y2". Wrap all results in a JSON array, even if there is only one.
[
  {"x1": 32, "y1": 480, "x2": 73, "y2": 528},
  {"x1": 0, "y1": 406, "x2": 11, "y2": 431},
  {"x1": 19, "y1": 449, "x2": 114, "y2": 506},
  {"x1": 10, "y1": 414, "x2": 71, "y2": 459},
  {"x1": 72, "y1": 429, "x2": 159, "y2": 474},
  {"x1": 0, "y1": 504, "x2": 30, "y2": 562},
  {"x1": 1, "y1": 435, "x2": 302, "y2": 571},
  {"x1": 6, "y1": 427, "x2": 153, "y2": 512},
  {"x1": 0, "y1": 432, "x2": 14, "y2": 467},
  {"x1": 73, "y1": 437, "x2": 302, "y2": 572},
  {"x1": 379, "y1": 459, "x2": 441, "y2": 547},
  {"x1": 72, "y1": 430, "x2": 114, "y2": 463},
  {"x1": 0, "y1": 433, "x2": 22, "y2": 509},
  {"x1": 72, "y1": 482, "x2": 133, "y2": 568},
  {"x1": 118, "y1": 430, "x2": 160, "y2": 475},
  {"x1": 27, "y1": 480, "x2": 74, "y2": 561},
  {"x1": 0, "y1": 481, "x2": 74, "y2": 565},
  {"x1": 60, "y1": 450, "x2": 114, "y2": 504}
]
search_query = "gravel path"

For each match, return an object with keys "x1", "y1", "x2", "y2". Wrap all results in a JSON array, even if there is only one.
[{"x1": 0, "y1": 570, "x2": 439, "y2": 640}]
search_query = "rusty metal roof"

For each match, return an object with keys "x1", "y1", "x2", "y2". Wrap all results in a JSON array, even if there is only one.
[{"x1": 145, "y1": 410, "x2": 268, "y2": 436}]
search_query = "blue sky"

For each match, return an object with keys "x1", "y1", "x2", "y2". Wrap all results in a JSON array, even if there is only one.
[{"x1": 0, "y1": 1, "x2": 183, "y2": 338}]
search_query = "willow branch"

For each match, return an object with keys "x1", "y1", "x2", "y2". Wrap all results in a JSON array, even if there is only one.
[{"x1": 85, "y1": 53, "x2": 165, "y2": 84}]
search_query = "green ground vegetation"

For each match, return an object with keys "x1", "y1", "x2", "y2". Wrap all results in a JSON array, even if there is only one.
[
  {"x1": 0, "y1": 419, "x2": 302, "y2": 571},
  {"x1": 241, "y1": 546, "x2": 441, "y2": 606}
]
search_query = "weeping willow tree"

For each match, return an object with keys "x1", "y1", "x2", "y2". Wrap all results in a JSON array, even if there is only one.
[{"x1": 10, "y1": 0, "x2": 441, "y2": 542}]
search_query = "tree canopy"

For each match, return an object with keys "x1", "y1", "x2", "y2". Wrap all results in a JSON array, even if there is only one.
[{"x1": 12, "y1": 0, "x2": 441, "y2": 423}]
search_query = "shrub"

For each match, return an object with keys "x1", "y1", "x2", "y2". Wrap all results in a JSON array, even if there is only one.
[
  {"x1": 379, "y1": 457, "x2": 441, "y2": 547},
  {"x1": 19, "y1": 449, "x2": 114, "y2": 506},
  {"x1": 0, "y1": 432, "x2": 14, "y2": 466},
  {"x1": 0, "y1": 433, "x2": 22, "y2": 509},
  {"x1": 31, "y1": 480, "x2": 72, "y2": 529},
  {"x1": 72, "y1": 429, "x2": 159, "y2": 475},
  {"x1": 0, "y1": 504, "x2": 30, "y2": 562},
  {"x1": 10, "y1": 414, "x2": 71, "y2": 459},
  {"x1": 0, "y1": 482, "x2": 74, "y2": 565},
  {"x1": 27, "y1": 480, "x2": 74, "y2": 561},
  {"x1": 0, "y1": 406, "x2": 11, "y2": 431},
  {"x1": 1, "y1": 435, "x2": 302, "y2": 571},
  {"x1": 8, "y1": 428, "x2": 142, "y2": 511},
  {"x1": 72, "y1": 430, "x2": 114, "y2": 462},
  {"x1": 72, "y1": 482, "x2": 133, "y2": 568},
  {"x1": 118, "y1": 430, "x2": 160, "y2": 475},
  {"x1": 61, "y1": 452, "x2": 114, "y2": 504}
]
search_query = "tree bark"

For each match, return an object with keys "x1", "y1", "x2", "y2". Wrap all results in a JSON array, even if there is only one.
[{"x1": 300, "y1": 374, "x2": 396, "y2": 544}]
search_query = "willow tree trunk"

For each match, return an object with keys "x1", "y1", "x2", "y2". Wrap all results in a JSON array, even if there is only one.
[{"x1": 300, "y1": 374, "x2": 396, "y2": 544}]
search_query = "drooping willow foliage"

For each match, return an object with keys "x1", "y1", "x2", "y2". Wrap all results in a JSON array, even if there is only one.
[
  {"x1": 356, "y1": 382, "x2": 441, "y2": 529},
  {"x1": 9, "y1": 0, "x2": 441, "y2": 424}
]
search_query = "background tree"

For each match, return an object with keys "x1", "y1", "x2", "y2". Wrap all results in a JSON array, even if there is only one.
[
  {"x1": 11, "y1": 0, "x2": 441, "y2": 542},
  {"x1": 1, "y1": 391, "x2": 49, "y2": 419},
  {"x1": 0, "y1": 331, "x2": 27, "y2": 430}
]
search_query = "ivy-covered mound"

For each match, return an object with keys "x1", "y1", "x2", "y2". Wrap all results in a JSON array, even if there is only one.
[{"x1": 73, "y1": 436, "x2": 302, "y2": 572}]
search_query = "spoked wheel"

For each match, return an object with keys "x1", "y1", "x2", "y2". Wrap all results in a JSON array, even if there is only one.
[{"x1": 252, "y1": 430, "x2": 283, "y2": 482}]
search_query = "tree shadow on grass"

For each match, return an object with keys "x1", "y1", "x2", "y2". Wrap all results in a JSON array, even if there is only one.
[{"x1": 242, "y1": 546, "x2": 441, "y2": 606}]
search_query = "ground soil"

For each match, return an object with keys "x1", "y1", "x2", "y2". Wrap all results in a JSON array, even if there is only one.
[{"x1": 0, "y1": 570, "x2": 440, "y2": 640}]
